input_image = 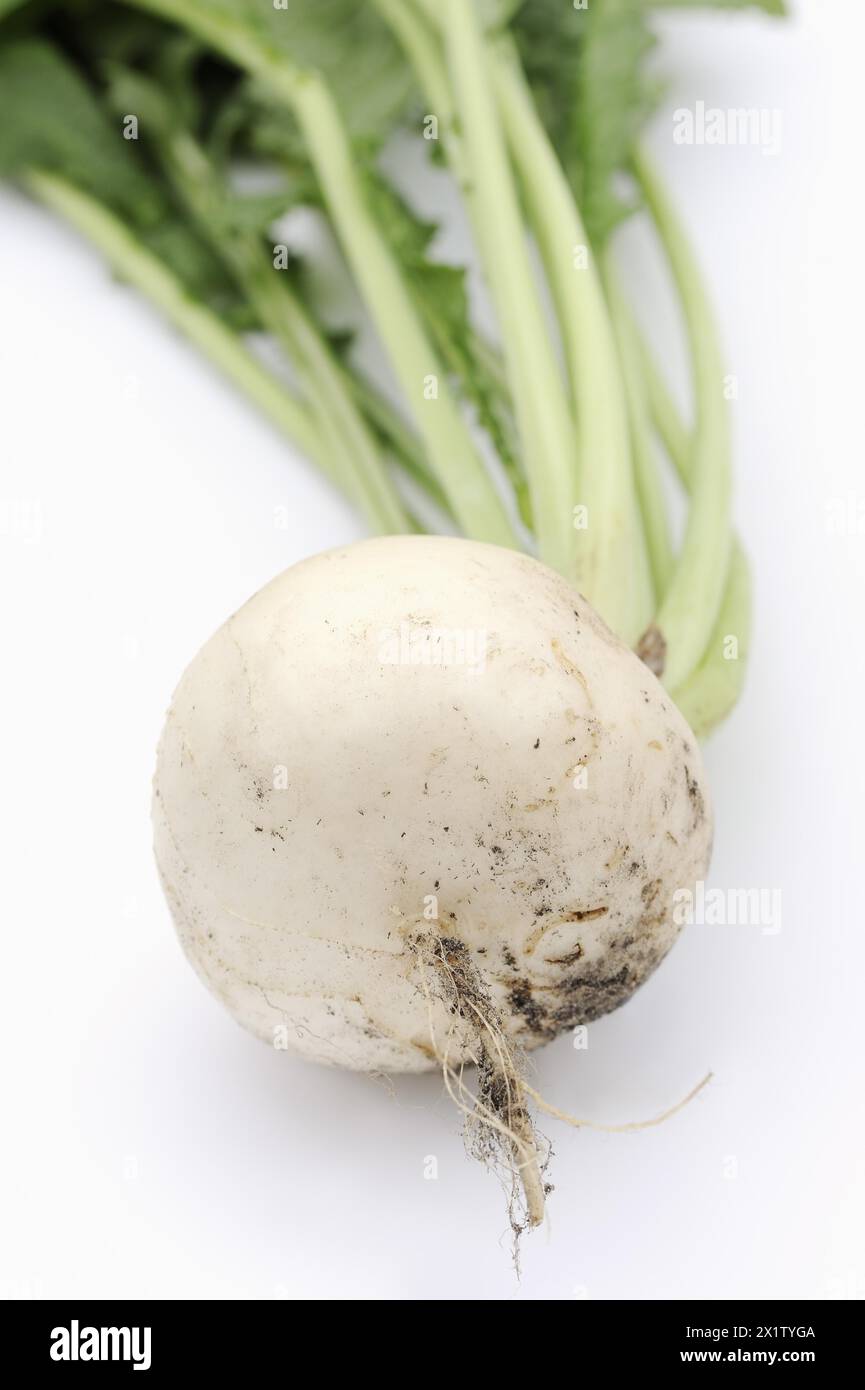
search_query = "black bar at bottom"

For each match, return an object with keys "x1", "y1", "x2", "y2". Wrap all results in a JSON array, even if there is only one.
[{"x1": 0, "y1": 1298, "x2": 858, "y2": 1373}]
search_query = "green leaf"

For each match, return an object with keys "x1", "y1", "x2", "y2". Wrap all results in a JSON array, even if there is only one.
[
  {"x1": 575, "y1": 0, "x2": 659, "y2": 244},
  {"x1": 0, "y1": 37, "x2": 161, "y2": 222},
  {"x1": 513, "y1": 0, "x2": 658, "y2": 245},
  {"x1": 141, "y1": 0, "x2": 414, "y2": 145},
  {"x1": 0, "y1": 37, "x2": 256, "y2": 324},
  {"x1": 141, "y1": 216, "x2": 257, "y2": 327},
  {"x1": 102, "y1": 60, "x2": 176, "y2": 137},
  {"x1": 512, "y1": 0, "x2": 786, "y2": 246},
  {"x1": 101, "y1": 60, "x2": 305, "y2": 260},
  {"x1": 208, "y1": 80, "x2": 320, "y2": 182}
]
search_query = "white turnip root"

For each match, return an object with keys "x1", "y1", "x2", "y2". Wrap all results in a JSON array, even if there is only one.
[{"x1": 154, "y1": 535, "x2": 712, "y2": 1227}]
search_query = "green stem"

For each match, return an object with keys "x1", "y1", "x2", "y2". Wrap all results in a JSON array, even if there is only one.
[
  {"x1": 672, "y1": 543, "x2": 751, "y2": 739},
  {"x1": 26, "y1": 169, "x2": 335, "y2": 476},
  {"x1": 439, "y1": 0, "x2": 576, "y2": 578},
  {"x1": 634, "y1": 149, "x2": 731, "y2": 689},
  {"x1": 163, "y1": 128, "x2": 410, "y2": 535},
  {"x1": 634, "y1": 327, "x2": 750, "y2": 737},
  {"x1": 372, "y1": 0, "x2": 468, "y2": 179},
  {"x1": 638, "y1": 332, "x2": 692, "y2": 489},
  {"x1": 372, "y1": 0, "x2": 531, "y2": 527},
  {"x1": 602, "y1": 260, "x2": 674, "y2": 602},
  {"x1": 491, "y1": 44, "x2": 652, "y2": 639}
]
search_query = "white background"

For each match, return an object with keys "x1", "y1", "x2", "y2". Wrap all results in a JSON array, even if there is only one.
[{"x1": 1, "y1": 0, "x2": 863, "y2": 1301}]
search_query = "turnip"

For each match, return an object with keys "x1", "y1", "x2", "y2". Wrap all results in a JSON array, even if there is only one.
[
  {"x1": 154, "y1": 536, "x2": 712, "y2": 1226},
  {"x1": 1, "y1": 0, "x2": 781, "y2": 1234}
]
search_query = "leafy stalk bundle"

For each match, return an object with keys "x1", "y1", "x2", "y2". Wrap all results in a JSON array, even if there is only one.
[{"x1": 0, "y1": 0, "x2": 785, "y2": 734}]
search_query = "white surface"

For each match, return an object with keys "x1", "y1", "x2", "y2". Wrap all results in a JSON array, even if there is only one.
[{"x1": 1, "y1": 0, "x2": 863, "y2": 1301}]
